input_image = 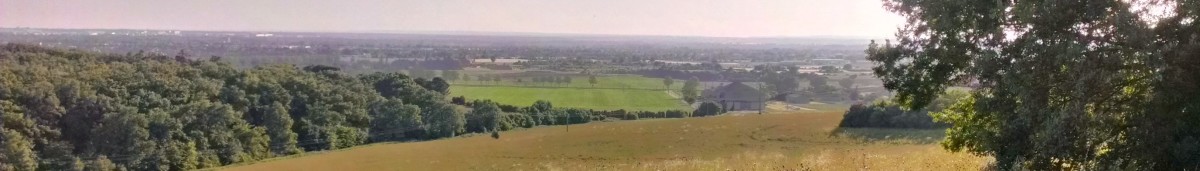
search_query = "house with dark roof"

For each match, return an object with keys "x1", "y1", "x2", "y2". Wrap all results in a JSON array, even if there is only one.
[{"x1": 701, "y1": 81, "x2": 766, "y2": 111}]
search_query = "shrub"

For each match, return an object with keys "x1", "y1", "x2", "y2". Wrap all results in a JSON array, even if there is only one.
[
  {"x1": 694, "y1": 102, "x2": 724, "y2": 117},
  {"x1": 837, "y1": 91, "x2": 968, "y2": 129}
]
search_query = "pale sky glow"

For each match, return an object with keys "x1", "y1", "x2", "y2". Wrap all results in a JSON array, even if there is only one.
[{"x1": 1, "y1": 0, "x2": 904, "y2": 38}]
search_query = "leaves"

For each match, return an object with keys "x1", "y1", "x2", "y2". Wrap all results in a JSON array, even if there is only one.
[
  {"x1": 0, "y1": 44, "x2": 464, "y2": 170},
  {"x1": 872, "y1": 0, "x2": 1200, "y2": 169}
]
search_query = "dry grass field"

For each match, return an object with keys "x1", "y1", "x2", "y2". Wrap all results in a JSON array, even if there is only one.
[{"x1": 217, "y1": 105, "x2": 989, "y2": 171}]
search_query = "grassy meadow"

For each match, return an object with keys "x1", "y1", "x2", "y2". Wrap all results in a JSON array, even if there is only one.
[
  {"x1": 451, "y1": 75, "x2": 690, "y2": 111},
  {"x1": 217, "y1": 104, "x2": 989, "y2": 170}
]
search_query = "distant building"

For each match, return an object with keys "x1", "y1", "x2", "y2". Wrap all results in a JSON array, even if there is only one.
[{"x1": 701, "y1": 81, "x2": 765, "y2": 111}]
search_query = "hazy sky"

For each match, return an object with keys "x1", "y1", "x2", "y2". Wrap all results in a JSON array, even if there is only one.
[{"x1": 1, "y1": 0, "x2": 904, "y2": 38}]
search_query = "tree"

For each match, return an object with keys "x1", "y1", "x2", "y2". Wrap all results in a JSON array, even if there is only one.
[
  {"x1": 84, "y1": 155, "x2": 117, "y2": 171},
  {"x1": 302, "y1": 65, "x2": 340, "y2": 73},
  {"x1": 0, "y1": 45, "x2": 482, "y2": 170},
  {"x1": 662, "y1": 77, "x2": 675, "y2": 90},
  {"x1": 682, "y1": 77, "x2": 701, "y2": 104},
  {"x1": 693, "y1": 102, "x2": 723, "y2": 117},
  {"x1": 842, "y1": 64, "x2": 852, "y2": 71},
  {"x1": 870, "y1": 0, "x2": 1200, "y2": 169},
  {"x1": 369, "y1": 99, "x2": 422, "y2": 141},
  {"x1": 262, "y1": 102, "x2": 301, "y2": 156},
  {"x1": 763, "y1": 73, "x2": 799, "y2": 95},
  {"x1": 1, "y1": 128, "x2": 38, "y2": 171},
  {"x1": 467, "y1": 100, "x2": 502, "y2": 133},
  {"x1": 530, "y1": 100, "x2": 553, "y2": 114},
  {"x1": 588, "y1": 75, "x2": 599, "y2": 87},
  {"x1": 818, "y1": 66, "x2": 841, "y2": 73},
  {"x1": 422, "y1": 102, "x2": 463, "y2": 138},
  {"x1": 528, "y1": 100, "x2": 554, "y2": 125},
  {"x1": 90, "y1": 110, "x2": 154, "y2": 168},
  {"x1": 839, "y1": 75, "x2": 856, "y2": 89},
  {"x1": 422, "y1": 77, "x2": 450, "y2": 94}
]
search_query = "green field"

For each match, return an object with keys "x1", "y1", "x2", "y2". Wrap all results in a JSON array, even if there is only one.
[
  {"x1": 217, "y1": 105, "x2": 988, "y2": 170},
  {"x1": 458, "y1": 74, "x2": 684, "y2": 90},
  {"x1": 451, "y1": 75, "x2": 690, "y2": 111}
]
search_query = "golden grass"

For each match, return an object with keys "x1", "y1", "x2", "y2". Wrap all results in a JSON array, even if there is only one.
[{"x1": 217, "y1": 107, "x2": 989, "y2": 171}]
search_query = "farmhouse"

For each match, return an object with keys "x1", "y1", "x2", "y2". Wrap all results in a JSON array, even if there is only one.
[{"x1": 702, "y1": 81, "x2": 765, "y2": 111}]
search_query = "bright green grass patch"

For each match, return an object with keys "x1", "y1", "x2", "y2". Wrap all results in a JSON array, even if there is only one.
[
  {"x1": 450, "y1": 85, "x2": 689, "y2": 111},
  {"x1": 457, "y1": 75, "x2": 684, "y2": 90},
  {"x1": 450, "y1": 75, "x2": 689, "y2": 111}
]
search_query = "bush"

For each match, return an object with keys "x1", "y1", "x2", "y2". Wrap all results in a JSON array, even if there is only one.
[
  {"x1": 624, "y1": 111, "x2": 643, "y2": 120},
  {"x1": 694, "y1": 102, "x2": 724, "y2": 117},
  {"x1": 838, "y1": 103, "x2": 946, "y2": 129},
  {"x1": 450, "y1": 96, "x2": 466, "y2": 105},
  {"x1": 838, "y1": 91, "x2": 968, "y2": 129}
]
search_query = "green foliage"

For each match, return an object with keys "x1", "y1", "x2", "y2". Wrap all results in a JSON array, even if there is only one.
[
  {"x1": 870, "y1": 0, "x2": 1200, "y2": 169},
  {"x1": 0, "y1": 44, "x2": 463, "y2": 170},
  {"x1": 662, "y1": 77, "x2": 674, "y2": 90},
  {"x1": 588, "y1": 75, "x2": 598, "y2": 87},
  {"x1": 838, "y1": 91, "x2": 965, "y2": 129},
  {"x1": 682, "y1": 77, "x2": 700, "y2": 104},
  {"x1": 262, "y1": 102, "x2": 302, "y2": 156},
  {"x1": 762, "y1": 72, "x2": 800, "y2": 96},
  {"x1": 838, "y1": 75, "x2": 856, "y2": 89},
  {"x1": 369, "y1": 99, "x2": 422, "y2": 141},
  {"x1": 421, "y1": 101, "x2": 464, "y2": 139},
  {"x1": 818, "y1": 66, "x2": 841, "y2": 73},
  {"x1": 84, "y1": 155, "x2": 116, "y2": 171},
  {"x1": 467, "y1": 100, "x2": 503, "y2": 133},
  {"x1": 693, "y1": 102, "x2": 723, "y2": 117},
  {"x1": 1, "y1": 128, "x2": 38, "y2": 171}
]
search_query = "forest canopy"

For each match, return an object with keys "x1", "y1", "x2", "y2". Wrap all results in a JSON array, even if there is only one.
[{"x1": 0, "y1": 44, "x2": 463, "y2": 171}]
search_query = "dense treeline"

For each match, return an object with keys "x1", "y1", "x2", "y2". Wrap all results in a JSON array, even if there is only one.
[
  {"x1": 469, "y1": 99, "x2": 710, "y2": 128},
  {"x1": 0, "y1": 44, "x2": 737, "y2": 171},
  {"x1": 837, "y1": 91, "x2": 966, "y2": 129},
  {"x1": 0, "y1": 44, "x2": 471, "y2": 171}
]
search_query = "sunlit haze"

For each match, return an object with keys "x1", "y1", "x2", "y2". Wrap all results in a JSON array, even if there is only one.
[{"x1": 1, "y1": 0, "x2": 903, "y2": 38}]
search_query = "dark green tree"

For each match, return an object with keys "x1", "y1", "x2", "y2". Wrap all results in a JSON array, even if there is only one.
[
  {"x1": 662, "y1": 77, "x2": 675, "y2": 90},
  {"x1": 681, "y1": 77, "x2": 701, "y2": 104},
  {"x1": 369, "y1": 99, "x2": 422, "y2": 141},
  {"x1": 422, "y1": 101, "x2": 464, "y2": 138},
  {"x1": 588, "y1": 75, "x2": 599, "y2": 87},
  {"x1": 693, "y1": 102, "x2": 723, "y2": 117},
  {"x1": 467, "y1": 100, "x2": 502, "y2": 133},
  {"x1": 870, "y1": 0, "x2": 1200, "y2": 169}
]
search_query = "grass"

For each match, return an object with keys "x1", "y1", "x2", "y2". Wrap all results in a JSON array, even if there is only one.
[
  {"x1": 451, "y1": 75, "x2": 690, "y2": 111},
  {"x1": 458, "y1": 75, "x2": 684, "y2": 90},
  {"x1": 217, "y1": 105, "x2": 989, "y2": 170}
]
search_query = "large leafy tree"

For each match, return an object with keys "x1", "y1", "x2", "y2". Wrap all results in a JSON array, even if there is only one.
[
  {"x1": 681, "y1": 77, "x2": 701, "y2": 104},
  {"x1": 368, "y1": 98, "x2": 422, "y2": 141},
  {"x1": 466, "y1": 100, "x2": 502, "y2": 133},
  {"x1": 870, "y1": 0, "x2": 1200, "y2": 169},
  {"x1": 422, "y1": 101, "x2": 464, "y2": 138}
]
